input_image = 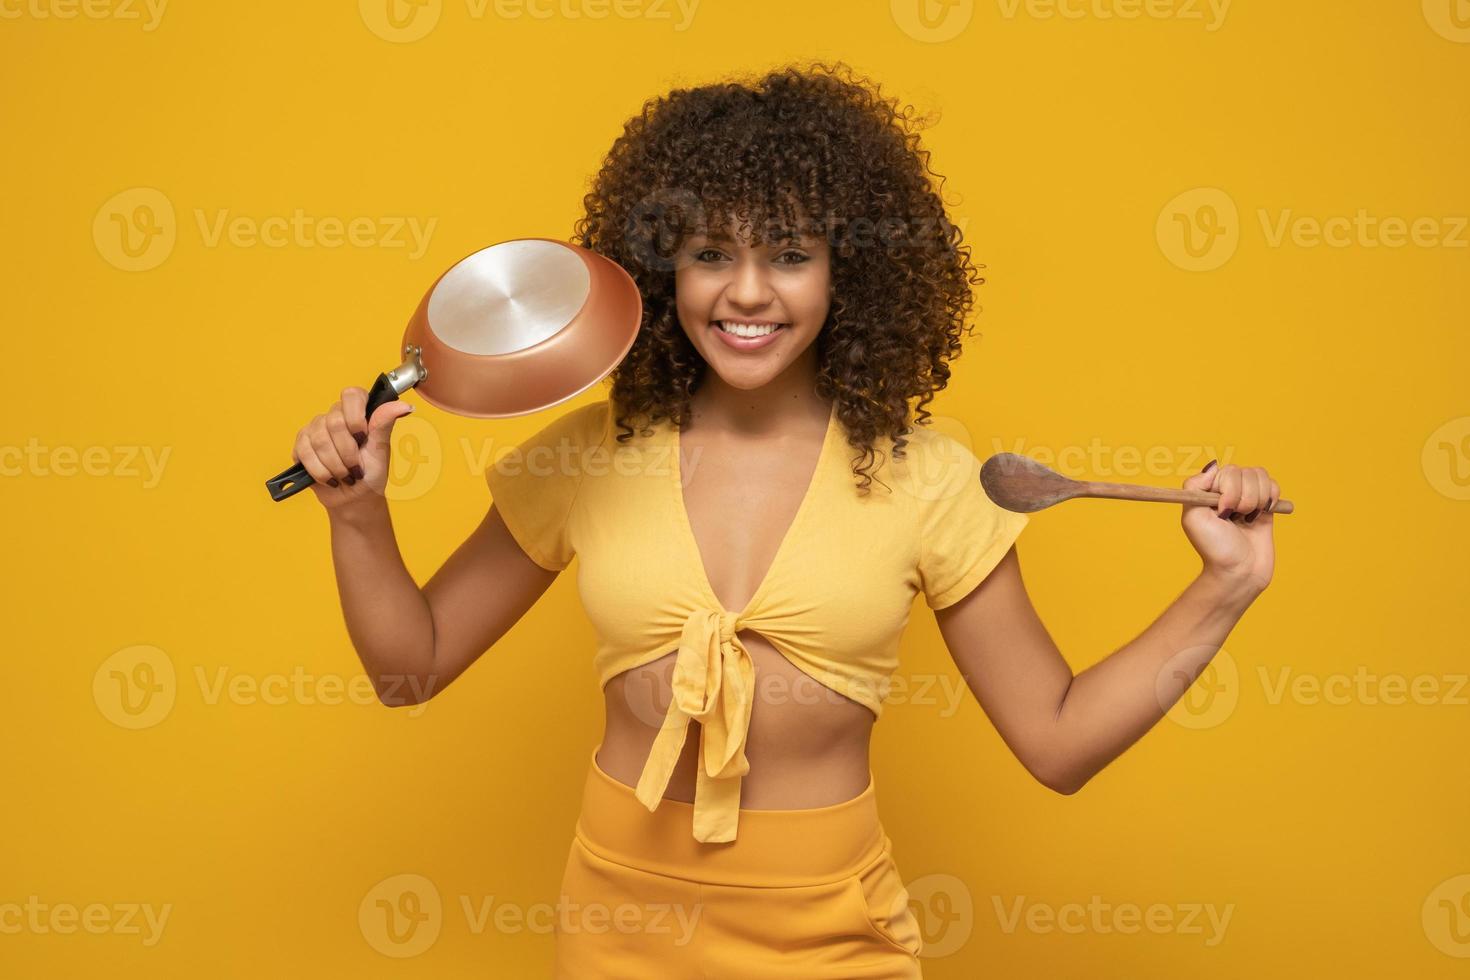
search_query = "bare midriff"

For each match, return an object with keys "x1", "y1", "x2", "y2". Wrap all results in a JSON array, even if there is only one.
[{"x1": 596, "y1": 629, "x2": 876, "y2": 810}]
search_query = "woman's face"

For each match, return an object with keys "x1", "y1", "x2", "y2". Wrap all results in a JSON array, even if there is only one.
[{"x1": 673, "y1": 222, "x2": 831, "y2": 392}]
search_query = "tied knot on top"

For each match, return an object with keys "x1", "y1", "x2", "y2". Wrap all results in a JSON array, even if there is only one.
[{"x1": 632, "y1": 606, "x2": 757, "y2": 843}]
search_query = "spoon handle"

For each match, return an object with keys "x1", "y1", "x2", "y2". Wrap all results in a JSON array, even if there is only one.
[{"x1": 1080, "y1": 480, "x2": 1295, "y2": 515}]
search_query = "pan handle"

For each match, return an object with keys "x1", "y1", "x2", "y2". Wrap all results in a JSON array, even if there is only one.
[{"x1": 264, "y1": 346, "x2": 427, "y2": 502}]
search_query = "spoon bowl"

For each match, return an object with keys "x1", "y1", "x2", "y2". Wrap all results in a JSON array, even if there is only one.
[{"x1": 980, "y1": 452, "x2": 1295, "y2": 515}]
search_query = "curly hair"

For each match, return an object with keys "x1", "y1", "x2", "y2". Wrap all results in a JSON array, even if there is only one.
[{"x1": 571, "y1": 60, "x2": 985, "y2": 494}]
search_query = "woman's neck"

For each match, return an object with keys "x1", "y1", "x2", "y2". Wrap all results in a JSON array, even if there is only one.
[{"x1": 686, "y1": 366, "x2": 828, "y2": 439}]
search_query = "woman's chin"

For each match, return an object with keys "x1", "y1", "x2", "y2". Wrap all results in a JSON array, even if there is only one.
[{"x1": 705, "y1": 361, "x2": 786, "y2": 390}]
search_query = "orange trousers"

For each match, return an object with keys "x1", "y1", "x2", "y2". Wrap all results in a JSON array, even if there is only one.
[{"x1": 552, "y1": 744, "x2": 924, "y2": 978}]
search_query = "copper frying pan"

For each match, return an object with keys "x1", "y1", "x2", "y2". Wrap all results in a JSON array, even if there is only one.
[{"x1": 265, "y1": 238, "x2": 642, "y2": 501}]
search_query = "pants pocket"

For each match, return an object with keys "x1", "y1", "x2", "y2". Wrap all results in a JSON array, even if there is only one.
[{"x1": 845, "y1": 843, "x2": 923, "y2": 958}]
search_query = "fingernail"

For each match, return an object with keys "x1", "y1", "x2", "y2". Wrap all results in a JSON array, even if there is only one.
[
  {"x1": 327, "y1": 478, "x2": 340, "y2": 488},
  {"x1": 351, "y1": 466, "x2": 365, "y2": 481},
  {"x1": 1245, "y1": 508, "x2": 1260, "y2": 524},
  {"x1": 353, "y1": 431, "x2": 367, "y2": 447},
  {"x1": 1219, "y1": 509, "x2": 1233, "y2": 520},
  {"x1": 1202, "y1": 458, "x2": 1218, "y2": 473},
  {"x1": 345, "y1": 475, "x2": 356, "y2": 486}
]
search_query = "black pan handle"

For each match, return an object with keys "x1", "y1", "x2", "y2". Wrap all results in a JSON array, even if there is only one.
[{"x1": 265, "y1": 346, "x2": 427, "y2": 503}]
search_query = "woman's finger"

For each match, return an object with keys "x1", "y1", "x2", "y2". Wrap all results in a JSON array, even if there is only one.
[
  {"x1": 1240, "y1": 467, "x2": 1260, "y2": 523},
  {"x1": 308, "y1": 420, "x2": 351, "y2": 483},
  {"x1": 1254, "y1": 476, "x2": 1280, "y2": 524},
  {"x1": 325, "y1": 405, "x2": 362, "y2": 480},
  {"x1": 1215, "y1": 464, "x2": 1242, "y2": 518},
  {"x1": 1236, "y1": 466, "x2": 1261, "y2": 521},
  {"x1": 1181, "y1": 458, "x2": 1218, "y2": 492},
  {"x1": 295, "y1": 428, "x2": 338, "y2": 488},
  {"x1": 341, "y1": 387, "x2": 370, "y2": 446}
]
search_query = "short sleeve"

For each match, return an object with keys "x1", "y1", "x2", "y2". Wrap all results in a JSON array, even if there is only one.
[
  {"x1": 484, "y1": 400, "x2": 606, "y2": 571},
  {"x1": 912, "y1": 431, "x2": 1030, "y2": 609}
]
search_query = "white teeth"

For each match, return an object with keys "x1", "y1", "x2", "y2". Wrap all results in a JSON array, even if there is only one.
[{"x1": 717, "y1": 321, "x2": 782, "y2": 338}]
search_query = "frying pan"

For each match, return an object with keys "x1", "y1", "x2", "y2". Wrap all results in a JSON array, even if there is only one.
[{"x1": 264, "y1": 238, "x2": 642, "y2": 501}]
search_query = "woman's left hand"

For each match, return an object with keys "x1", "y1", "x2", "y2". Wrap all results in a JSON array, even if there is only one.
[{"x1": 1180, "y1": 460, "x2": 1278, "y2": 596}]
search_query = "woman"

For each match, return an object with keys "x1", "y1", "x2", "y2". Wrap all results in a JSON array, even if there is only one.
[{"x1": 289, "y1": 62, "x2": 1279, "y2": 978}]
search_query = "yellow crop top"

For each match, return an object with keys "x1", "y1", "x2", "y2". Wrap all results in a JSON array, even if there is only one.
[{"x1": 485, "y1": 396, "x2": 1029, "y2": 843}]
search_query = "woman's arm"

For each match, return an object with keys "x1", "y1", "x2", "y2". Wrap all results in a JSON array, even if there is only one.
[
  {"x1": 933, "y1": 460, "x2": 1279, "y2": 794},
  {"x1": 328, "y1": 496, "x2": 560, "y2": 707},
  {"x1": 293, "y1": 385, "x2": 564, "y2": 708}
]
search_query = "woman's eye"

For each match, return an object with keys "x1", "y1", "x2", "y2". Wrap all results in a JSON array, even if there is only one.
[{"x1": 692, "y1": 248, "x2": 808, "y2": 264}]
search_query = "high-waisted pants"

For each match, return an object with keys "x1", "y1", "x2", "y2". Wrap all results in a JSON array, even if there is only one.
[{"x1": 552, "y1": 744, "x2": 924, "y2": 979}]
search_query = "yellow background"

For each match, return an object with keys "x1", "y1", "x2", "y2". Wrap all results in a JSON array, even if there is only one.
[{"x1": 3, "y1": 0, "x2": 1467, "y2": 976}]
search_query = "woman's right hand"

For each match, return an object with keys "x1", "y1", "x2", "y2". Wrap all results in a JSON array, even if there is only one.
[{"x1": 291, "y1": 386, "x2": 416, "y2": 509}]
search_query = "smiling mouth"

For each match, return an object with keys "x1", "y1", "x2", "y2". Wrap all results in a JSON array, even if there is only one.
[{"x1": 713, "y1": 320, "x2": 789, "y2": 338}]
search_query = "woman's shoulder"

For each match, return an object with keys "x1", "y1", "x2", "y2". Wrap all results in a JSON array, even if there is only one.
[
  {"x1": 902, "y1": 418, "x2": 977, "y2": 450},
  {"x1": 882, "y1": 420, "x2": 988, "y2": 502},
  {"x1": 887, "y1": 421, "x2": 981, "y2": 467},
  {"x1": 531, "y1": 394, "x2": 614, "y2": 450}
]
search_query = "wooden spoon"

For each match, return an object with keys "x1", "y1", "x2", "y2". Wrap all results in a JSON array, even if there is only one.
[{"x1": 980, "y1": 452, "x2": 1295, "y2": 515}]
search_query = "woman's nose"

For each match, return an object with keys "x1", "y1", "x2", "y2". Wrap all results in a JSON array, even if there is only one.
[{"x1": 726, "y1": 258, "x2": 775, "y2": 307}]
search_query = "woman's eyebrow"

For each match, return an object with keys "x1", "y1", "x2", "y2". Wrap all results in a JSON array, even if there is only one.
[{"x1": 698, "y1": 232, "x2": 814, "y2": 246}]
